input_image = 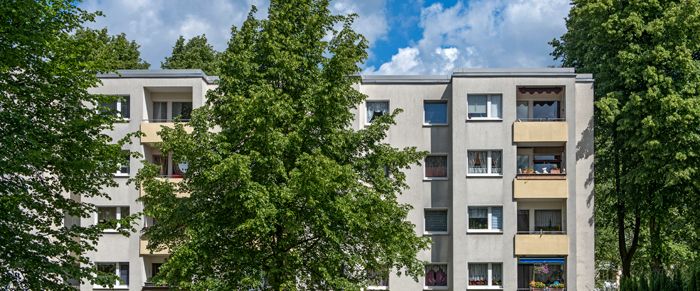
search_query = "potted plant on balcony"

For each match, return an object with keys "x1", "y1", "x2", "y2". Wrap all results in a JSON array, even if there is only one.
[
  {"x1": 529, "y1": 281, "x2": 546, "y2": 291},
  {"x1": 550, "y1": 165, "x2": 561, "y2": 174},
  {"x1": 549, "y1": 282, "x2": 565, "y2": 291}
]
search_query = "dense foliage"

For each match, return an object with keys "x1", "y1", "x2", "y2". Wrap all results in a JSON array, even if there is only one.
[
  {"x1": 0, "y1": 0, "x2": 136, "y2": 289},
  {"x1": 552, "y1": 0, "x2": 700, "y2": 284},
  {"x1": 137, "y1": 0, "x2": 429, "y2": 289},
  {"x1": 161, "y1": 34, "x2": 221, "y2": 75},
  {"x1": 73, "y1": 27, "x2": 150, "y2": 71}
]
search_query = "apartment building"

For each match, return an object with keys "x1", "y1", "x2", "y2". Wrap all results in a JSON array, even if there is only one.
[{"x1": 84, "y1": 68, "x2": 594, "y2": 291}]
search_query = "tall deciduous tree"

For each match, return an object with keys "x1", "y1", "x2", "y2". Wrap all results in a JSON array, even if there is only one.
[
  {"x1": 161, "y1": 35, "x2": 221, "y2": 75},
  {"x1": 137, "y1": 0, "x2": 429, "y2": 289},
  {"x1": 73, "y1": 27, "x2": 150, "y2": 71},
  {"x1": 0, "y1": 0, "x2": 136, "y2": 289},
  {"x1": 552, "y1": 0, "x2": 700, "y2": 278}
]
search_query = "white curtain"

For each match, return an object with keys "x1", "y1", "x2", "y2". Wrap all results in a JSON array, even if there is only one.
[
  {"x1": 468, "y1": 264, "x2": 488, "y2": 284},
  {"x1": 492, "y1": 263, "x2": 502, "y2": 285},
  {"x1": 535, "y1": 210, "x2": 562, "y2": 231},
  {"x1": 468, "y1": 95, "x2": 487, "y2": 117},
  {"x1": 153, "y1": 102, "x2": 167, "y2": 121},
  {"x1": 366, "y1": 101, "x2": 389, "y2": 123},
  {"x1": 491, "y1": 151, "x2": 502, "y2": 174},
  {"x1": 490, "y1": 95, "x2": 502, "y2": 118},
  {"x1": 469, "y1": 151, "x2": 487, "y2": 174}
]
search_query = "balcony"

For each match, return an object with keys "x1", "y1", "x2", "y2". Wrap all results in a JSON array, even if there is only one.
[
  {"x1": 140, "y1": 122, "x2": 193, "y2": 144},
  {"x1": 142, "y1": 282, "x2": 170, "y2": 291},
  {"x1": 140, "y1": 238, "x2": 169, "y2": 255},
  {"x1": 514, "y1": 232, "x2": 568, "y2": 256},
  {"x1": 515, "y1": 87, "x2": 567, "y2": 143},
  {"x1": 139, "y1": 177, "x2": 189, "y2": 198},
  {"x1": 514, "y1": 177, "x2": 568, "y2": 199},
  {"x1": 513, "y1": 121, "x2": 567, "y2": 143}
]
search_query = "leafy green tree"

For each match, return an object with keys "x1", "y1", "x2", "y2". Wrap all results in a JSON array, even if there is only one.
[
  {"x1": 137, "y1": 0, "x2": 429, "y2": 289},
  {"x1": 0, "y1": 0, "x2": 137, "y2": 289},
  {"x1": 552, "y1": 0, "x2": 700, "y2": 278},
  {"x1": 161, "y1": 34, "x2": 221, "y2": 75},
  {"x1": 73, "y1": 27, "x2": 150, "y2": 71}
]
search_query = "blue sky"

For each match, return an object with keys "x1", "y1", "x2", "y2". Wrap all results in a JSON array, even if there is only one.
[{"x1": 79, "y1": 0, "x2": 570, "y2": 75}]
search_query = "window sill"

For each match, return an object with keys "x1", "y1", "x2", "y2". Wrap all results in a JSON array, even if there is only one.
[
  {"x1": 113, "y1": 173, "x2": 130, "y2": 178},
  {"x1": 367, "y1": 286, "x2": 389, "y2": 290},
  {"x1": 467, "y1": 229, "x2": 503, "y2": 234},
  {"x1": 466, "y1": 174, "x2": 502, "y2": 178},
  {"x1": 424, "y1": 286, "x2": 448, "y2": 290},
  {"x1": 424, "y1": 231, "x2": 449, "y2": 236},
  {"x1": 94, "y1": 286, "x2": 129, "y2": 290},
  {"x1": 466, "y1": 118, "x2": 503, "y2": 122},
  {"x1": 102, "y1": 230, "x2": 120, "y2": 234},
  {"x1": 467, "y1": 286, "x2": 503, "y2": 290},
  {"x1": 423, "y1": 123, "x2": 449, "y2": 127},
  {"x1": 424, "y1": 177, "x2": 449, "y2": 181}
]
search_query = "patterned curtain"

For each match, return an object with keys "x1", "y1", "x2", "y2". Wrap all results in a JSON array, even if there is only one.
[
  {"x1": 468, "y1": 151, "x2": 487, "y2": 174},
  {"x1": 425, "y1": 264, "x2": 448, "y2": 286},
  {"x1": 425, "y1": 156, "x2": 447, "y2": 177},
  {"x1": 366, "y1": 101, "x2": 389, "y2": 123},
  {"x1": 491, "y1": 151, "x2": 502, "y2": 174},
  {"x1": 468, "y1": 264, "x2": 488, "y2": 285}
]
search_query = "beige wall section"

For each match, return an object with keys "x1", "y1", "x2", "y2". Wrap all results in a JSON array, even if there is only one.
[
  {"x1": 140, "y1": 122, "x2": 194, "y2": 143},
  {"x1": 513, "y1": 121, "x2": 568, "y2": 142},
  {"x1": 514, "y1": 234, "x2": 569, "y2": 256},
  {"x1": 514, "y1": 178, "x2": 568, "y2": 199}
]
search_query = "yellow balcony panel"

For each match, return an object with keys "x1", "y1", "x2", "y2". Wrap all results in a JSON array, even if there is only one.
[
  {"x1": 515, "y1": 234, "x2": 569, "y2": 256},
  {"x1": 140, "y1": 177, "x2": 189, "y2": 198},
  {"x1": 514, "y1": 177, "x2": 568, "y2": 199},
  {"x1": 140, "y1": 238, "x2": 169, "y2": 255},
  {"x1": 513, "y1": 121, "x2": 568, "y2": 143},
  {"x1": 140, "y1": 122, "x2": 193, "y2": 144}
]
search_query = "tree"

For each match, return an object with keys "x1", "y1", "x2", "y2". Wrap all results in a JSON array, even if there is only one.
[
  {"x1": 552, "y1": 0, "x2": 700, "y2": 278},
  {"x1": 137, "y1": 0, "x2": 430, "y2": 289},
  {"x1": 73, "y1": 27, "x2": 150, "y2": 71},
  {"x1": 0, "y1": 0, "x2": 137, "y2": 289},
  {"x1": 161, "y1": 34, "x2": 221, "y2": 75}
]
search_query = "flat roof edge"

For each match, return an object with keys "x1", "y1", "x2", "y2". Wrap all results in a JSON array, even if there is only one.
[
  {"x1": 360, "y1": 75, "x2": 450, "y2": 84},
  {"x1": 97, "y1": 69, "x2": 219, "y2": 84}
]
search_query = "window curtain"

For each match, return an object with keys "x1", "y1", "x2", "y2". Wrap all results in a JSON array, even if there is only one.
[
  {"x1": 367, "y1": 101, "x2": 389, "y2": 123},
  {"x1": 153, "y1": 102, "x2": 167, "y2": 121},
  {"x1": 533, "y1": 100, "x2": 559, "y2": 120},
  {"x1": 119, "y1": 263, "x2": 129, "y2": 285},
  {"x1": 518, "y1": 210, "x2": 530, "y2": 232},
  {"x1": 468, "y1": 151, "x2": 487, "y2": 174},
  {"x1": 153, "y1": 154, "x2": 168, "y2": 176},
  {"x1": 468, "y1": 95, "x2": 487, "y2": 118},
  {"x1": 491, "y1": 207, "x2": 503, "y2": 230},
  {"x1": 535, "y1": 210, "x2": 562, "y2": 232},
  {"x1": 426, "y1": 156, "x2": 447, "y2": 177},
  {"x1": 492, "y1": 264, "x2": 502, "y2": 286},
  {"x1": 490, "y1": 151, "x2": 502, "y2": 174},
  {"x1": 516, "y1": 101, "x2": 529, "y2": 120},
  {"x1": 119, "y1": 97, "x2": 130, "y2": 118},
  {"x1": 469, "y1": 207, "x2": 488, "y2": 229},
  {"x1": 97, "y1": 207, "x2": 116, "y2": 224},
  {"x1": 468, "y1": 264, "x2": 488, "y2": 285},
  {"x1": 425, "y1": 210, "x2": 447, "y2": 232},
  {"x1": 425, "y1": 264, "x2": 448, "y2": 286},
  {"x1": 173, "y1": 102, "x2": 192, "y2": 120},
  {"x1": 490, "y1": 95, "x2": 502, "y2": 118}
]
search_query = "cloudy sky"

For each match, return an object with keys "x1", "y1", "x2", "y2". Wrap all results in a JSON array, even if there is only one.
[{"x1": 79, "y1": 0, "x2": 571, "y2": 75}]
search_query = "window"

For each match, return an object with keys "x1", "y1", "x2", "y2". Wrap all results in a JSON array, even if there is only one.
[
  {"x1": 516, "y1": 101, "x2": 529, "y2": 120},
  {"x1": 172, "y1": 102, "x2": 193, "y2": 121},
  {"x1": 534, "y1": 154, "x2": 562, "y2": 174},
  {"x1": 468, "y1": 263, "x2": 502, "y2": 287},
  {"x1": 151, "y1": 263, "x2": 162, "y2": 280},
  {"x1": 425, "y1": 264, "x2": 448, "y2": 287},
  {"x1": 153, "y1": 153, "x2": 185, "y2": 177},
  {"x1": 517, "y1": 210, "x2": 530, "y2": 232},
  {"x1": 517, "y1": 258, "x2": 566, "y2": 290},
  {"x1": 366, "y1": 101, "x2": 389, "y2": 124},
  {"x1": 424, "y1": 101, "x2": 448, "y2": 125},
  {"x1": 533, "y1": 100, "x2": 560, "y2": 120},
  {"x1": 467, "y1": 151, "x2": 502, "y2": 175},
  {"x1": 424, "y1": 209, "x2": 448, "y2": 234},
  {"x1": 116, "y1": 150, "x2": 129, "y2": 176},
  {"x1": 153, "y1": 102, "x2": 168, "y2": 121},
  {"x1": 101, "y1": 96, "x2": 130, "y2": 119},
  {"x1": 367, "y1": 268, "x2": 389, "y2": 289},
  {"x1": 468, "y1": 206, "x2": 503, "y2": 232},
  {"x1": 95, "y1": 262, "x2": 129, "y2": 288},
  {"x1": 96, "y1": 206, "x2": 129, "y2": 231},
  {"x1": 467, "y1": 94, "x2": 501, "y2": 119},
  {"x1": 535, "y1": 210, "x2": 563, "y2": 232},
  {"x1": 425, "y1": 155, "x2": 448, "y2": 178},
  {"x1": 517, "y1": 147, "x2": 565, "y2": 175}
]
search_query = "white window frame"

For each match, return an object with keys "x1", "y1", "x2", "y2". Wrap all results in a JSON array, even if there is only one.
[
  {"x1": 365, "y1": 100, "x2": 390, "y2": 125},
  {"x1": 94, "y1": 262, "x2": 129, "y2": 289},
  {"x1": 424, "y1": 262, "x2": 449, "y2": 290},
  {"x1": 424, "y1": 154, "x2": 449, "y2": 181},
  {"x1": 95, "y1": 206, "x2": 129, "y2": 233},
  {"x1": 467, "y1": 206, "x2": 503, "y2": 233},
  {"x1": 365, "y1": 268, "x2": 390, "y2": 290},
  {"x1": 467, "y1": 94, "x2": 502, "y2": 120},
  {"x1": 114, "y1": 150, "x2": 130, "y2": 177},
  {"x1": 467, "y1": 150, "x2": 502, "y2": 177},
  {"x1": 424, "y1": 208, "x2": 449, "y2": 235},
  {"x1": 467, "y1": 262, "x2": 503, "y2": 289},
  {"x1": 423, "y1": 100, "x2": 449, "y2": 126},
  {"x1": 112, "y1": 95, "x2": 130, "y2": 121}
]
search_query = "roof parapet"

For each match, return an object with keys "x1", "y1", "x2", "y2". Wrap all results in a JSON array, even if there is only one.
[{"x1": 97, "y1": 69, "x2": 219, "y2": 84}]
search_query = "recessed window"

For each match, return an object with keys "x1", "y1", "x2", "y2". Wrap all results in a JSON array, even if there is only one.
[
  {"x1": 517, "y1": 210, "x2": 530, "y2": 232},
  {"x1": 96, "y1": 206, "x2": 129, "y2": 231},
  {"x1": 467, "y1": 151, "x2": 502, "y2": 175},
  {"x1": 467, "y1": 94, "x2": 501, "y2": 119},
  {"x1": 172, "y1": 102, "x2": 193, "y2": 121},
  {"x1": 468, "y1": 206, "x2": 502, "y2": 232},
  {"x1": 425, "y1": 155, "x2": 448, "y2": 178},
  {"x1": 424, "y1": 101, "x2": 448, "y2": 125},
  {"x1": 424, "y1": 209, "x2": 448, "y2": 234},
  {"x1": 468, "y1": 263, "x2": 502, "y2": 287},
  {"x1": 366, "y1": 101, "x2": 389, "y2": 124},
  {"x1": 153, "y1": 102, "x2": 168, "y2": 121},
  {"x1": 425, "y1": 264, "x2": 448, "y2": 287},
  {"x1": 95, "y1": 262, "x2": 129, "y2": 288},
  {"x1": 101, "y1": 95, "x2": 130, "y2": 119},
  {"x1": 535, "y1": 209, "x2": 563, "y2": 232},
  {"x1": 116, "y1": 150, "x2": 130, "y2": 176}
]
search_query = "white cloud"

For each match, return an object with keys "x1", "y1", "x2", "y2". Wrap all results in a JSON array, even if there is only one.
[
  {"x1": 365, "y1": 0, "x2": 570, "y2": 75},
  {"x1": 373, "y1": 47, "x2": 422, "y2": 75}
]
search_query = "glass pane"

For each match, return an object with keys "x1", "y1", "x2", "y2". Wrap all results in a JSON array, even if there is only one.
[
  {"x1": 151, "y1": 263, "x2": 162, "y2": 278},
  {"x1": 468, "y1": 95, "x2": 487, "y2": 118},
  {"x1": 120, "y1": 207, "x2": 129, "y2": 217},
  {"x1": 518, "y1": 264, "x2": 534, "y2": 289},
  {"x1": 152, "y1": 154, "x2": 168, "y2": 176},
  {"x1": 490, "y1": 151, "x2": 502, "y2": 174},
  {"x1": 100, "y1": 100, "x2": 118, "y2": 116},
  {"x1": 492, "y1": 264, "x2": 502, "y2": 286},
  {"x1": 534, "y1": 154, "x2": 562, "y2": 174},
  {"x1": 367, "y1": 101, "x2": 389, "y2": 123},
  {"x1": 367, "y1": 268, "x2": 389, "y2": 287},
  {"x1": 172, "y1": 102, "x2": 192, "y2": 121},
  {"x1": 490, "y1": 95, "x2": 501, "y2": 118},
  {"x1": 533, "y1": 100, "x2": 559, "y2": 120},
  {"x1": 425, "y1": 210, "x2": 448, "y2": 232},
  {"x1": 468, "y1": 207, "x2": 488, "y2": 229},
  {"x1": 517, "y1": 155, "x2": 530, "y2": 174},
  {"x1": 153, "y1": 102, "x2": 168, "y2": 121},
  {"x1": 119, "y1": 96, "x2": 130, "y2": 118},
  {"x1": 119, "y1": 151, "x2": 130, "y2": 174},
  {"x1": 97, "y1": 263, "x2": 115, "y2": 275},
  {"x1": 425, "y1": 264, "x2": 448, "y2": 286},
  {"x1": 468, "y1": 263, "x2": 488, "y2": 285},
  {"x1": 518, "y1": 210, "x2": 530, "y2": 232},
  {"x1": 491, "y1": 207, "x2": 502, "y2": 230},
  {"x1": 534, "y1": 264, "x2": 566, "y2": 286},
  {"x1": 424, "y1": 102, "x2": 448, "y2": 124},
  {"x1": 97, "y1": 207, "x2": 116, "y2": 224},
  {"x1": 118, "y1": 263, "x2": 129, "y2": 285},
  {"x1": 468, "y1": 151, "x2": 487, "y2": 174},
  {"x1": 535, "y1": 210, "x2": 562, "y2": 232},
  {"x1": 517, "y1": 101, "x2": 529, "y2": 120},
  {"x1": 425, "y1": 156, "x2": 447, "y2": 178}
]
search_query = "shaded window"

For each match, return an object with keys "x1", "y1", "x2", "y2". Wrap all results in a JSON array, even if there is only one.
[
  {"x1": 425, "y1": 209, "x2": 448, "y2": 233},
  {"x1": 367, "y1": 268, "x2": 389, "y2": 287},
  {"x1": 516, "y1": 101, "x2": 529, "y2": 120},
  {"x1": 153, "y1": 102, "x2": 168, "y2": 121},
  {"x1": 533, "y1": 100, "x2": 559, "y2": 120},
  {"x1": 518, "y1": 210, "x2": 530, "y2": 232},
  {"x1": 96, "y1": 206, "x2": 129, "y2": 230},
  {"x1": 172, "y1": 102, "x2": 192, "y2": 121},
  {"x1": 366, "y1": 101, "x2": 389, "y2": 123},
  {"x1": 425, "y1": 155, "x2": 448, "y2": 178},
  {"x1": 424, "y1": 101, "x2": 448, "y2": 124},
  {"x1": 100, "y1": 95, "x2": 130, "y2": 119},
  {"x1": 535, "y1": 210, "x2": 562, "y2": 232},
  {"x1": 116, "y1": 150, "x2": 130, "y2": 175},
  {"x1": 425, "y1": 264, "x2": 448, "y2": 287},
  {"x1": 96, "y1": 262, "x2": 129, "y2": 287}
]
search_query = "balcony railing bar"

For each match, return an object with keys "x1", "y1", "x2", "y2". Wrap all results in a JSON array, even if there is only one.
[
  {"x1": 515, "y1": 118, "x2": 566, "y2": 122},
  {"x1": 517, "y1": 230, "x2": 567, "y2": 235},
  {"x1": 144, "y1": 118, "x2": 191, "y2": 122}
]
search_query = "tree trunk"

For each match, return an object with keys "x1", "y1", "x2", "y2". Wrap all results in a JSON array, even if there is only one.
[
  {"x1": 649, "y1": 213, "x2": 664, "y2": 274},
  {"x1": 614, "y1": 130, "x2": 641, "y2": 278}
]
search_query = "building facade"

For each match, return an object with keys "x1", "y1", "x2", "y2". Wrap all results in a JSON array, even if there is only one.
[{"x1": 84, "y1": 68, "x2": 594, "y2": 291}]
